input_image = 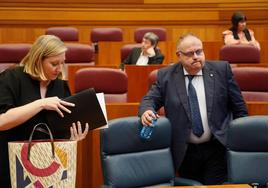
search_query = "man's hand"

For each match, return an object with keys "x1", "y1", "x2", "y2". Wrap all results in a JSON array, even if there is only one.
[{"x1": 141, "y1": 110, "x2": 159, "y2": 126}]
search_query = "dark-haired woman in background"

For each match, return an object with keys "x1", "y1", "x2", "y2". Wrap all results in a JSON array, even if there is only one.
[{"x1": 222, "y1": 11, "x2": 260, "y2": 50}]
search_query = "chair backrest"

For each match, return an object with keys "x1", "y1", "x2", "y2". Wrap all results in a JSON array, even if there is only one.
[
  {"x1": 0, "y1": 43, "x2": 31, "y2": 63},
  {"x1": 90, "y1": 28, "x2": 123, "y2": 43},
  {"x1": 120, "y1": 43, "x2": 142, "y2": 62},
  {"x1": 219, "y1": 45, "x2": 260, "y2": 64},
  {"x1": 45, "y1": 27, "x2": 79, "y2": 42},
  {"x1": 148, "y1": 69, "x2": 158, "y2": 90},
  {"x1": 232, "y1": 67, "x2": 268, "y2": 101},
  {"x1": 74, "y1": 68, "x2": 128, "y2": 103},
  {"x1": 134, "y1": 27, "x2": 167, "y2": 43},
  {"x1": 65, "y1": 43, "x2": 95, "y2": 64},
  {"x1": 100, "y1": 116, "x2": 175, "y2": 187},
  {"x1": 0, "y1": 43, "x2": 31, "y2": 72},
  {"x1": 227, "y1": 116, "x2": 268, "y2": 186}
]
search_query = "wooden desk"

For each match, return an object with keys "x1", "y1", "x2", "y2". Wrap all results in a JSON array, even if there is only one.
[
  {"x1": 125, "y1": 64, "x2": 167, "y2": 102},
  {"x1": 167, "y1": 184, "x2": 251, "y2": 188}
]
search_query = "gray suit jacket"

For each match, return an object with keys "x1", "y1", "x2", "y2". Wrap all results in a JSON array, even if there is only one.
[{"x1": 138, "y1": 61, "x2": 248, "y2": 170}]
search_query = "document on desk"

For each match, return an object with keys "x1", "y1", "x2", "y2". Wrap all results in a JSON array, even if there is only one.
[{"x1": 45, "y1": 88, "x2": 107, "y2": 132}]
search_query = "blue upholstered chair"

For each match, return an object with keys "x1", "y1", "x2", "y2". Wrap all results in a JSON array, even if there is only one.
[
  {"x1": 227, "y1": 116, "x2": 268, "y2": 186},
  {"x1": 100, "y1": 116, "x2": 202, "y2": 187}
]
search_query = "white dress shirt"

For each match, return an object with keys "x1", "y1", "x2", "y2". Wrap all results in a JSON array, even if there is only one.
[{"x1": 183, "y1": 68, "x2": 212, "y2": 144}]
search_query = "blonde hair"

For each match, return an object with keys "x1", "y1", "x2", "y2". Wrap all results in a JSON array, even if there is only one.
[{"x1": 20, "y1": 35, "x2": 67, "y2": 80}]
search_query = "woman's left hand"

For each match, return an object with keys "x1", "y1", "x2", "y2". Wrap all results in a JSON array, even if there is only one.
[{"x1": 70, "y1": 121, "x2": 89, "y2": 141}]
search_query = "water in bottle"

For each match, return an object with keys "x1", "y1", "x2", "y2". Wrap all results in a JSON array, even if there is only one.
[{"x1": 140, "y1": 118, "x2": 157, "y2": 140}]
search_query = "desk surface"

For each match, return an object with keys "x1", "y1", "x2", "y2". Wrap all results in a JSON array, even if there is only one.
[{"x1": 166, "y1": 184, "x2": 251, "y2": 188}]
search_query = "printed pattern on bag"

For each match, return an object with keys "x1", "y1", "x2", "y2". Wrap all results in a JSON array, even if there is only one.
[{"x1": 9, "y1": 141, "x2": 77, "y2": 188}]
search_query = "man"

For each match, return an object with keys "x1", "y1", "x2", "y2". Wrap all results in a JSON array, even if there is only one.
[
  {"x1": 138, "y1": 33, "x2": 248, "y2": 184},
  {"x1": 120, "y1": 32, "x2": 164, "y2": 70}
]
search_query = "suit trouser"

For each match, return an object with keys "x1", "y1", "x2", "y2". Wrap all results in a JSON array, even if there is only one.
[{"x1": 179, "y1": 137, "x2": 227, "y2": 185}]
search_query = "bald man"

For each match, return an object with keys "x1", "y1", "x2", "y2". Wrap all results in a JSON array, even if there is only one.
[{"x1": 139, "y1": 33, "x2": 248, "y2": 184}]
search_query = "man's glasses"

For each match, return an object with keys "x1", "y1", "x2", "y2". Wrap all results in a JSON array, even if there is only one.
[{"x1": 178, "y1": 49, "x2": 204, "y2": 58}]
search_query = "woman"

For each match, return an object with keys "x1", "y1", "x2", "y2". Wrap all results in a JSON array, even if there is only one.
[
  {"x1": 0, "y1": 35, "x2": 88, "y2": 187},
  {"x1": 222, "y1": 11, "x2": 260, "y2": 50},
  {"x1": 120, "y1": 32, "x2": 165, "y2": 70}
]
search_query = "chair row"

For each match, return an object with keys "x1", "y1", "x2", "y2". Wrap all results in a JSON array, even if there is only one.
[
  {"x1": 45, "y1": 26, "x2": 261, "y2": 64},
  {"x1": 0, "y1": 41, "x2": 261, "y2": 69},
  {"x1": 45, "y1": 26, "x2": 167, "y2": 43},
  {"x1": 149, "y1": 66, "x2": 268, "y2": 102},
  {"x1": 101, "y1": 115, "x2": 268, "y2": 187},
  {"x1": 0, "y1": 43, "x2": 95, "y2": 73},
  {"x1": 72, "y1": 65, "x2": 268, "y2": 105}
]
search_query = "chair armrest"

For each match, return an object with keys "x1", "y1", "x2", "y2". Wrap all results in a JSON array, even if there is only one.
[{"x1": 174, "y1": 177, "x2": 203, "y2": 186}]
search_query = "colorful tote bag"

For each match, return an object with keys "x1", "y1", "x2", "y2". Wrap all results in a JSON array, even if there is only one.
[{"x1": 8, "y1": 123, "x2": 77, "y2": 188}]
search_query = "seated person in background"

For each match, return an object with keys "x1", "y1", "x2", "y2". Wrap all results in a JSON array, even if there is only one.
[
  {"x1": 120, "y1": 32, "x2": 164, "y2": 70},
  {"x1": 222, "y1": 11, "x2": 260, "y2": 50}
]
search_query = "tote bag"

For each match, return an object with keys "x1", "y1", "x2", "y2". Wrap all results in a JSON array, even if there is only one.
[{"x1": 8, "y1": 123, "x2": 77, "y2": 188}]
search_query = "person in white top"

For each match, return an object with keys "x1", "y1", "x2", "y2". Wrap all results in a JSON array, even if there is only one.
[
  {"x1": 120, "y1": 32, "x2": 164, "y2": 70},
  {"x1": 222, "y1": 11, "x2": 260, "y2": 50}
]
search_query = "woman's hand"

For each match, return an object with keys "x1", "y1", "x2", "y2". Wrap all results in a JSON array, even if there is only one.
[
  {"x1": 70, "y1": 121, "x2": 89, "y2": 141},
  {"x1": 37, "y1": 97, "x2": 75, "y2": 117},
  {"x1": 146, "y1": 47, "x2": 156, "y2": 57}
]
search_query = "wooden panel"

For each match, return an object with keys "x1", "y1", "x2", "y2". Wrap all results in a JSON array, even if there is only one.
[
  {"x1": 247, "y1": 102, "x2": 268, "y2": 115},
  {"x1": 1, "y1": 0, "x2": 142, "y2": 3},
  {"x1": 0, "y1": 8, "x2": 220, "y2": 23},
  {"x1": 125, "y1": 65, "x2": 166, "y2": 102}
]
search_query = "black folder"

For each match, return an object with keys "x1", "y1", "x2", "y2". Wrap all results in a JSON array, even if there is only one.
[{"x1": 45, "y1": 88, "x2": 107, "y2": 131}]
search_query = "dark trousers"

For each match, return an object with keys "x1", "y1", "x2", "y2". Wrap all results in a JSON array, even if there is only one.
[{"x1": 179, "y1": 138, "x2": 227, "y2": 185}]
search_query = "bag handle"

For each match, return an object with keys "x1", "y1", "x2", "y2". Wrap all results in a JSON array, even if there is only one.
[{"x1": 27, "y1": 123, "x2": 55, "y2": 160}]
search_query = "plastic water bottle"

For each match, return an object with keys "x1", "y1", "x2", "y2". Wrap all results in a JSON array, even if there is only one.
[{"x1": 140, "y1": 118, "x2": 157, "y2": 139}]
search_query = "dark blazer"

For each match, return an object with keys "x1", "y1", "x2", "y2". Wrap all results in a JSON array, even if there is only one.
[
  {"x1": 120, "y1": 47, "x2": 164, "y2": 70},
  {"x1": 138, "y1": 61, "x2": 248, "y2": 170}
]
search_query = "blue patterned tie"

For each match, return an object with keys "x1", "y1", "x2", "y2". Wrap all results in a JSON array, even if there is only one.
[{"x1": 187, "y1": 75, "x2": 204, "y2": 137}]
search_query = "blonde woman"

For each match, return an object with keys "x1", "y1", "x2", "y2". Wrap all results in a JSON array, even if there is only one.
[{"x1": 0, "y1": 35, "x2": 88, "y2": 187}]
